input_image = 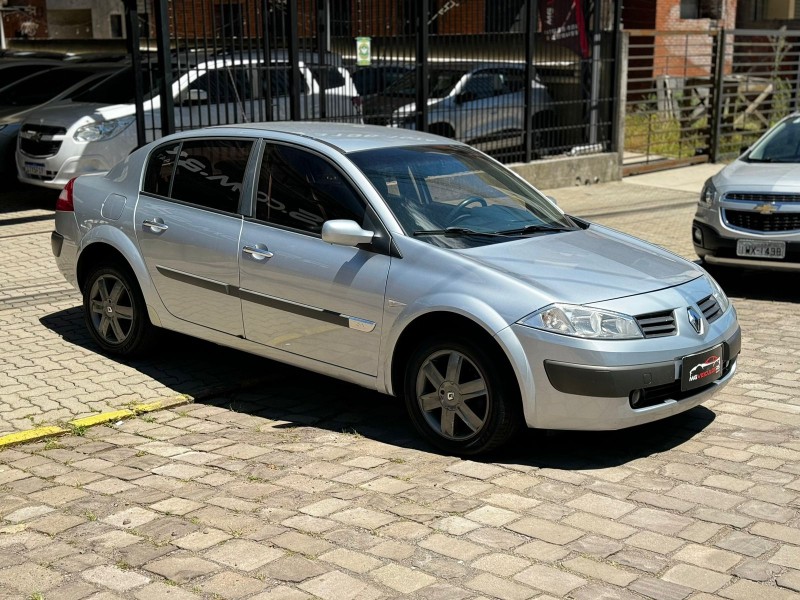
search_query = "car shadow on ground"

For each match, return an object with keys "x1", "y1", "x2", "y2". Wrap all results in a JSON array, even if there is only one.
[{"x1": 40, "y1": 306, "x2": 716, "y2": 470}]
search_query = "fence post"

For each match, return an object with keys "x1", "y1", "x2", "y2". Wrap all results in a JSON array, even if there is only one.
[
  {"x1": 415, "y1": 0, "x2": 429, "y2": 133},
  {"x1": 709, "y1": 28, "x2": 726, "y2": 163},
  {"x1": 260, "y1": 0, "x2": 272, "y2": 121},
  {"x1": 123, "y1": 0, "x2": 145, "y2": 148},
  {"x1": 523, "y1": 0, "x2": 536, "y2": 163},
  {"x1": 153, "y1": 0, "x2": 174, "y2": 137},
  {"x1": 613, "y1": 32, "x2": 629, "y2": 165},
  {"x1": 288, "y1": 0, "x2": 301, "y2": 121}
]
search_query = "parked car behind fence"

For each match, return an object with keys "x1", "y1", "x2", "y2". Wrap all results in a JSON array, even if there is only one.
[{"x1": 17, "y1": 51, "x2": 362, "y2": 189}]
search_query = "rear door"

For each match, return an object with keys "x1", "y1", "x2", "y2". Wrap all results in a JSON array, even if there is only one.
[{"x1": 134, "y1": 137, "x2": 254, "y2": 335}]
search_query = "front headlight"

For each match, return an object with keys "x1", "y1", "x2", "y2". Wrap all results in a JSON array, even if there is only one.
[
  {"x1": 73, "y1": 116, "x2": 135, "y2": 142},
  {"x1": 704, "y1": 273, "x2": 730, "y2": 313},
  {"x1": 520, "y1": 303, "x2": 643, "y2": 339},
  {"x1": 700, "y1": 179, "x2": 718, "y2": 205}
]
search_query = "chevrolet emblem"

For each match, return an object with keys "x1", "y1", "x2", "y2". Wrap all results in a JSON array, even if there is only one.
[{"x1": 754, "y1": 203, "x2": 777, "y2": 215}]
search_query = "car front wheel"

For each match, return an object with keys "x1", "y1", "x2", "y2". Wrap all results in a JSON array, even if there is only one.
[
  {"x1": 404, "y1": 336, "x2": 521, "y2": 455},
  {"x1": 83, "y1": 264, "x2": 154, "y2": 357}
]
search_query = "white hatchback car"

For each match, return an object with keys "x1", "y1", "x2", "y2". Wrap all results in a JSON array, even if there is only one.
[
  {"x1": 18, "y1": 54, "x2": 361, "y2": 189},
  {"x1": 51, "y1": 123, "x2": 740, "y2": 455}
]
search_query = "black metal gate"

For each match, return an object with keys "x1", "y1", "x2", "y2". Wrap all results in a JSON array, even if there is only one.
[
  {"x1": 123, "y1": 0, "x2": 622, "y2": 166},
  {"x1": 624, "y1": 27, "x2": 800, "y2": 175}
]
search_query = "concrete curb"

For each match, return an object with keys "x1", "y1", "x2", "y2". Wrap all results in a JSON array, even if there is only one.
[{"x1": 0, "y1": 394, "x2": 192, "y2": 449}]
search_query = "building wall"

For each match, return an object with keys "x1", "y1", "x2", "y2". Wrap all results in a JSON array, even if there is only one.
[
  {"x1": 46, "y1": 0, "x2": 125, "y2": 39},
  {"x1": 1, "y1": 0, "x2": 48, "y2": 40}
]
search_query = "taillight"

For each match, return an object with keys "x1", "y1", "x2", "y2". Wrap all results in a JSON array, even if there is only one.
[{"x1": 56, "y1": 177, "x2": 76, "y2": 211}]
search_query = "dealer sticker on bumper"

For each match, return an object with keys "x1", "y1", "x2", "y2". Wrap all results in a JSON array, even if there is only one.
[{"x1": 681, "y1": 344, "x2": 723, "y2": 391}]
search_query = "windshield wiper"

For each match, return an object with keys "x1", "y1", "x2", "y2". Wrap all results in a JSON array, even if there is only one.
[
  {"x1": 413, "y1": 227, "x2": 502, "y2": 237},
  {"x1": 493, "y1": 224, "x2": 574, "y2": 235}
]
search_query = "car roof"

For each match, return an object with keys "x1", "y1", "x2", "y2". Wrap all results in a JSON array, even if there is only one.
[{"x1": 205, "y1": 122, "x2": 463, "y2": 153}]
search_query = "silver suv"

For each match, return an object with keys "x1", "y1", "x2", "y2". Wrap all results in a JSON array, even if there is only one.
[{"x1": 17, "y1": 54, "x2": 361, "y2": 189}]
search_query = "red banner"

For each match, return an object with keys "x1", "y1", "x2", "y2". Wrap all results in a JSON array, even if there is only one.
[{"x1": 538, "y1": 0, "x2": 590, "y2": 59}]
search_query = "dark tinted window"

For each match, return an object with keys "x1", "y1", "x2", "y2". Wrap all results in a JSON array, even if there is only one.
[
  {"x1": 143, "y1": 142, "x2": 180, "y2": 197},
  {"x1": 307, "y1": 65, "x2": 345, "y2": 90},
  {"x1": 261, "y1": 67, "x2": 309, "y2": 96},
  {"x1": 0, "y1": 63, "x2": 56, "y2": 89},
  {"x1": 71, "y1": 66, "x2": 152, "y2": 104},
  {"x1": 185, "y1": 67, "x2": 252, "y2": 103},
  {"x1": 168, "y1": 139, "x2": 253, "y2": 213},
  {"x1": 255, "y1": 144, "x2": 365, "y2": 234},
  {"x1": 0, "y1": 67, "x2": 101, "y2": 106}
]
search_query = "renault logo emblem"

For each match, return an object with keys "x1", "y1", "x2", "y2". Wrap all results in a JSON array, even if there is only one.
[
  {"x1": 687, "y1": 307, "x2": 704, "y2": 335},
  {"x1": 754, "y1": 203, "x2": 777, "y2": 215}
]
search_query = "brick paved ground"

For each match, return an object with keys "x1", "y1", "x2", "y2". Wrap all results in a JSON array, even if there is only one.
[{"x1": 1, "y1": 171, "x2": 799, "y2": 600}]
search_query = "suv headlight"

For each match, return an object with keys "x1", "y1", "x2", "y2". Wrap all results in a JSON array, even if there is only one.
[
  {"x1": 520, "y1": 304, "x2": 643, "y2": 339},
  {"x1": 73, "y1": 116, "x2": 135, "y2": 142},
  {"x1": 704, "y1": 273, "x2": 730, "y2": 313},
  {"x1": 700, "y1": 179, "x2": 718, "y2": 205}
]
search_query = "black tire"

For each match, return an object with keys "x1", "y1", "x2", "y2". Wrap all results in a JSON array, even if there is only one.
[
  {"x1": 83, "y1": 264, "x2": 155, "y2": 357},
  {"x1": 403, "y1": 335, "x2": 522, "y2": 456}
]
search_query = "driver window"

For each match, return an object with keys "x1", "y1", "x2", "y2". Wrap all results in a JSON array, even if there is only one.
[{"x1": 255, "y1": 144, "x2": 366, "y2": 234}]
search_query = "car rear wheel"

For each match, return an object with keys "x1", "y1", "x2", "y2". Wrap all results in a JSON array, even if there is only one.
[
  {"x1": 83, "y1": 264, "x2": 154, "y2": 357},
  {"x1": 404, "y1": 336, "x2": 521, "y2": 455}
]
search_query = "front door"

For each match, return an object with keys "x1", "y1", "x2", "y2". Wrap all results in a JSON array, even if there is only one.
[{"x1": 239, "y1": 143, "x2": 390, "y2": 375}]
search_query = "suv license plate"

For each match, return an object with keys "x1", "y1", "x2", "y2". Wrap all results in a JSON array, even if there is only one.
[
  {"x1": 681, "y1": 344, "x2": 723, "y2": 392},
  {"x1": 23, "y1": 162, "x2": 46, "y2": 177},
  {"x1": 736, "y1": 239, "x2": 786, "y2": 259}
]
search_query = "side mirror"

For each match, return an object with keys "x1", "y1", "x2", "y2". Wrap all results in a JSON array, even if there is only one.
[{"x1": 322, "y1": 219, "x2": 374, "y2": 247}]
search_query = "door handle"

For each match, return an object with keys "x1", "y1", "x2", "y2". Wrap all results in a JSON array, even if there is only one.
[
  {"x1": 142, "y1": 219, "x2": 168, "y2": 232},
  {"x1": 242, "y1": 245, "x2": 274, "y2": 260}
]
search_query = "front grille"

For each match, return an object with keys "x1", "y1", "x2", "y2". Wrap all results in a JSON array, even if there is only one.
[
  {"x1": 635, "y1": 310, "x2": 676, "y2": 338},
  {"x1": 19, "y1": 124, "x2": 67, "y2": 158},
  {"x1": 697, "y1": 294, "x2": 722, "y2": 324},
  {"x1": 726, "y1": 192, "x2": 800, "y2": 203},
  {"x1": 724, "y1": 209, "x2": 800, "y2": 232}
]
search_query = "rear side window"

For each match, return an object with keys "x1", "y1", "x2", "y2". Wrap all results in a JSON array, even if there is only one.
[
  {"x1": 143, "y1": 138, "x2": 253, "y2": 214},
  {"x1": 308, "y1": 65, "x2": 346, "y2": 90},
  {"x1": 143, "y1": 142, "x2": 180, "y2": 197}
]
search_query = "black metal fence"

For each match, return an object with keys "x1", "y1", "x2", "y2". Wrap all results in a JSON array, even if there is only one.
[
  {"x1": 125, "y1": 0, "x2": 622, "y2": 165},
  {"x1": 624, "y1": 27, "x2": 800, "y2": 175}
]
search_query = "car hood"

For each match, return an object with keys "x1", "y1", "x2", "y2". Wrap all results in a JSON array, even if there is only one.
[
  {"x1": 21, "y1": 102, "x2": 133, "y2": 129},
  {"x1": 452, "y1": 225, "x2": 701, "y2": 305},
  {"x1": 715, "y1": 159, "x2": 800, "y2": 191}
]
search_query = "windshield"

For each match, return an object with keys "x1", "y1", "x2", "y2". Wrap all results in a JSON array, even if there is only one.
[
  {"x1": 745, "y1": 116, "x2": 800, "y2": 163},
  {"x1": 0, "y1": 68, "x2": 101, "y2": 106},
  {"x1": 383, "y1": 68, "x2": 467, "y2": 99},
  {"x1": 349, "y1": 144, "x2": 577, "y2": 248}
]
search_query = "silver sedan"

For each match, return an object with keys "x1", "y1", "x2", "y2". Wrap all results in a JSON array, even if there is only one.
[{"x1": 52, "y1": 123, "x2": 740, "y2": 455}]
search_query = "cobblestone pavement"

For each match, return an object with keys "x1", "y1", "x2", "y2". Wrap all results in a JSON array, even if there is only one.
[{"x1": 1, "y1": 170, "x2": 799, "y2": 600}]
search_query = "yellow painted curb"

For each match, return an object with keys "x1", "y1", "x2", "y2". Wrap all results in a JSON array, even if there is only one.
[
  {"x1": 70, "y1": 410, "x2": 135, "y2": 429},
  {"x1": 0, "y1": 426, "x2": 66, "y2": 448},
  {"x1": 0, "y1": 394, "x2": 193, "y2": 449}
]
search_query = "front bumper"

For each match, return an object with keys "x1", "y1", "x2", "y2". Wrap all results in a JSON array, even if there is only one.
[
  {"x1": 499, "y1": 275, "x2": 741, "y2": 431},
  {"x1": 693, "y1": 220, "x2": 800, "y2": 271}
]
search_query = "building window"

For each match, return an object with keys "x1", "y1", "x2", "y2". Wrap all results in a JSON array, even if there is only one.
[
  {"x1": 760, "y1": 0, "x2": 800, "y2": 19},
  {"x1": 680, "y1": 0, "x2": 722, "y2": 19},
  {"x1": 110, "y1": 14, "x2": 123, "y2": 38}
]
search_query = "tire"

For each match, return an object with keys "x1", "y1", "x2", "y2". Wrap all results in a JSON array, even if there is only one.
[
  {"x1": 83, "y1": 264, "x2": 155, "y2": 357},
  {"x1": 403, "y1": 335, "x2": 522, "y2": 456}
]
